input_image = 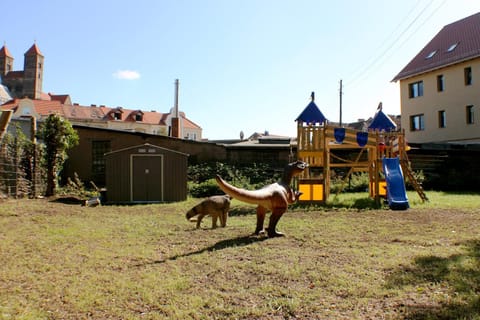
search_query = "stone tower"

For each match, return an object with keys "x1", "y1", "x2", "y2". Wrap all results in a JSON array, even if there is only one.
[
  {"x1": 0, "y1": 45, "x2": 14, "y2": 77},
  {"x1": 23, "y1": 43, "x2": 44, "y2": 99}
]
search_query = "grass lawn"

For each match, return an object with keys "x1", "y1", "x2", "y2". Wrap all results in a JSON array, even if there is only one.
[{"x1": 0, "y1": 191, "x2": 479, "y2": 319}]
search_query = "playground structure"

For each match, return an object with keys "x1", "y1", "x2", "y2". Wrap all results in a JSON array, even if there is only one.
[{"x1": 294, "y1": 94, "x2": 427, "y2": 209}]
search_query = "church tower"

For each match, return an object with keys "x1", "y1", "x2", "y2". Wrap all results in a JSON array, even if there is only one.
[
  {"x1": 0, "y1": 44, "x2": 14, "y2": 78},
  {"x1": 23, "y1": 43, "x2": 44, "y2": 99}
]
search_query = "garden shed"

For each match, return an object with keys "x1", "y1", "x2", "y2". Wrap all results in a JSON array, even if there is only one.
[{"x1": 105, "y1": 143, "x2": 188, "y2": 203}]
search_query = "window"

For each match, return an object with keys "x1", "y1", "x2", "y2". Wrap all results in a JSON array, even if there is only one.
[
  {"x1": 409, "y1": 81, "x2": 424, "y2": 98},
  {"x1": 92, "y1": 140, "x2": 111, "y2": 185},
  {"x1": 114, "y1": 112, "x2": 121, "y2": 120},
  {"x1": 464, "y1": 67, "x2": 472, "y2": 85},
  {"x1": 438, "y1": 110, "x2": 446, "y2": 128},
  {"x1": 437, "y1": 75, "x2": 444, "y2": 92},
  {"x1": 466, "y1": 105, "x2": 474, "y2": 124},
  {"x1": 135, "y1": 113, "x2": 143, "y2": 121},
  {"x1": 447, "y1": 43, "x2": 458, "y2": 52},
  {"x1": 185, "y1": 133, "x2": 197, "y2": 140},
  {"x1": 425, "y1": 50, "x2": 437, "y2": 59},
  {"x1": 410, "y1": 114, "x2": 425, "y2": 131}
]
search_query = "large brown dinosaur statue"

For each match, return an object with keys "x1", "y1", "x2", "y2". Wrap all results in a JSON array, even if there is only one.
[{"x1": 215, "y1": 160, "x2": 308, "y2": 237}]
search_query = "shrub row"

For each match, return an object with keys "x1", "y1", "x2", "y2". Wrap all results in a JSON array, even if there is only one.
[{"x1": 187, "y1": 162, "x2": 426, "y2": 198}]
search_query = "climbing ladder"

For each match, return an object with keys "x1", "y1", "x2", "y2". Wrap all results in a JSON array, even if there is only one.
[{"x1": 400, "y1": 151, "x2": 428, "y2": 202}]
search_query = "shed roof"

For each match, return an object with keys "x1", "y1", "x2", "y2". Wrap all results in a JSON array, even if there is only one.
[
  {"x1": 393, "y1": 12, "x2": 480, "y2": 81},
  {"x1": 104, "y1": 143, "x2": 189, "y2": 157}
]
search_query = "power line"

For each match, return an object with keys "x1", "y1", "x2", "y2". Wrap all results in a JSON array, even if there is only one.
[
  {"x1": 344, "y1": 0, "x2": 438, "y2": 89},
  {"x1": 347, "y1": 0, "x2": 447, "y2": 91},
  {"x1": 345, "y1": 0, "x2": 424, "y2": 84}
]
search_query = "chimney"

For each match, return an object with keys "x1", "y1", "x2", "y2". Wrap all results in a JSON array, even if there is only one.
[
  {"x1": 174, "y1": 78, "x2": 179, "y2": 118},
  {"x1": 171, "y1": 79, "x2": 181, "y2": 138}
]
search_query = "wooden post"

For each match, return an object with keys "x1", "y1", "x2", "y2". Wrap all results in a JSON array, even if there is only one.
[
  {"x1": 374, "y1": 131, "x2": 380, "y2": 205},
  {"x1": 30, "y1": 116, "x2": 37, "y2": 198},
  {"x1": 323, "y1": 130, "x2": 330, "y2": 201}
]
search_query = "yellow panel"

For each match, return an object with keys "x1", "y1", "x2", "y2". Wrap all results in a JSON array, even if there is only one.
[
  {"x1": 379, "y1": 181, "x2": 387, "y2": 196},
  {"x1": 312, "y1": 184, "x2": 324, "y2": 201},
  {"x1": 298, "y1": 184, "x2": 311, "y2": 201},
  {"x1": 370, "y1": 181, "x2": 387, "y2": 197}
]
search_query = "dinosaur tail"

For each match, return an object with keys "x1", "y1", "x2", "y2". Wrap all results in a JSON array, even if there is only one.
[{"x1": 215, "y1": 175, "x2": 270, "y2": 206}]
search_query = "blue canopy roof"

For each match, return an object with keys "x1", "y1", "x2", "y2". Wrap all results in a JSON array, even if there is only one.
[
  {"x1": 368, "y1": 108, "x2": 397, "y2": 131},
  {"x1": 295, "y1": 92, "x2": 327, "y2": 124}
]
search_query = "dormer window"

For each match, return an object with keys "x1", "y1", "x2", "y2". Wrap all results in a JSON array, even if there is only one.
[
  {"x1": 425, "y1": 50, "x2": 437, "y2": 59},
  {"x1": 447, "y1": 42, "x2": 458, "y2": 52},
  {"x1": 129, "y1": 110, "x2": 144, "y2": 122},
  {"x1": 109, "y1": 107, "x2": 123, "y2": 120}
]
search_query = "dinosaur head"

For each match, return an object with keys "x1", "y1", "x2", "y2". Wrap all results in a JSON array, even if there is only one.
[
  {"x1": 289, "y1": 160, "x2": 308, "y2": 175},
  {"x1": 282, "y1": 160, "x2": 308, "y2": 182}
]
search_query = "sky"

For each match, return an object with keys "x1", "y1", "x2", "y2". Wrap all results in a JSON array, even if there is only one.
[{"x1": 2, "y1": 0, "x2": 480, "y2": 140}]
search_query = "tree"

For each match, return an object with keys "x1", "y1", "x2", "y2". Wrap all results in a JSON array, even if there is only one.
[{"x1": 39, "y1": 114, "x2": 79, "y2": 196}]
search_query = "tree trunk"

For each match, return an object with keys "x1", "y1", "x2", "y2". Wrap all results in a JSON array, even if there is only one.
[{"x1": 45, "y1": 164, "x2": 56, "y2": 197}]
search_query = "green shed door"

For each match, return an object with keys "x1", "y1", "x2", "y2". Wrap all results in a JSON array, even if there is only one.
[{"x1": 131, "y1": 155, "x2": 163, "y2": 202}]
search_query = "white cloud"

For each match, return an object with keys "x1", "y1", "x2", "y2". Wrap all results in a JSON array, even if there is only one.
[{"x1": 113, "y1": 70, "x2": 140, "y2": 80}]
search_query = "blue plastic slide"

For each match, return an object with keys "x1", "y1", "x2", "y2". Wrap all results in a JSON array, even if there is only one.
[{"x1": 382, "y1": 157, "x2": 409, "y2": 210}]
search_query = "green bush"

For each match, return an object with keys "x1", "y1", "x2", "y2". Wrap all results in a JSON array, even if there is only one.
[
  {"x1": 331, "y1": 172, "x2": 370, "y2": 193},
  {"x1": 405, "y1": 170, "x2": 426, "y2": 190},
  {"x1": 188, "y1": 179, "x2": 223, "y2": 198},
  {"x1": 187, "y1": 162, "x2": 281, "y2": 197}
]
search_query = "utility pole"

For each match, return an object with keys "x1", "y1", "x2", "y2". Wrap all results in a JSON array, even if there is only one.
[{"x1": 339, "y1": 79, "x2": 343, "y2": 127}]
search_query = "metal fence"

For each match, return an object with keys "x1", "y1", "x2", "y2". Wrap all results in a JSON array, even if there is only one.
[{"x1": 0, "y1": 142, "x2": 44, "y2": 199}]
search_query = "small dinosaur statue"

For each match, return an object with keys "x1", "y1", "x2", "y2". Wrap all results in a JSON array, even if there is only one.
[{"x1": 215, "y1": 160, "x2": 308, "y2": 237}]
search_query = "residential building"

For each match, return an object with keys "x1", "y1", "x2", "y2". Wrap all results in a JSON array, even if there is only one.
[
  {"x1": 0, "y1": 43, "x2": 202, "y2": 140},
  {"x1": 392, "y1": 12, "x2": 480, "y2": 144},
  {"x1": 1, "y1": 97, "x2": 202, "y2": 140}
]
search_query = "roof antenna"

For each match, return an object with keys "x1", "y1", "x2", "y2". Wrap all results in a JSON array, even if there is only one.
[{"x1": 311, "y1": 91, "x2": 315, "y2": 102}]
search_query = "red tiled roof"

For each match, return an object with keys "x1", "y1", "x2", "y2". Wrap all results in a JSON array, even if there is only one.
[
  {"x1": 85, "y1": 105, "x2": 169, "y2": 125},
  {"x1": 0, "y1": 45, "x2": 13, "y2": 58},
  {"x1": 34, "y1": 100, "x2": 65, "y2": 115},
  {"x1": 141, "y1": 110, "x2": 167, "y2": 125},
  {"x1": 25, "y1": 43, "x2": 43, "y2": 56},
  {"x1": 393, "y1": 12, "x2": 480, "y2": 81},
  {"x1": 49, "y1": 94, "x2": 70, "y2": 104},
  {"x1": 62, "y1": 104, "x2": 106, "y2": 120},
  {"x1": 1, "y1": 98, "x2": 65, "y2": 116},
  {"x1": 39, "y1": 92, "x2": 51, "y2": 100},
  {"x1": 0, "y1": 99, "x2": 16, "y2": 110},
  {"x1": 0, "y1": 98, "x2": 200, "y2": 128},
  {"x1": 182, "y1": 116, "x2": 201, "y2": 129}
]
